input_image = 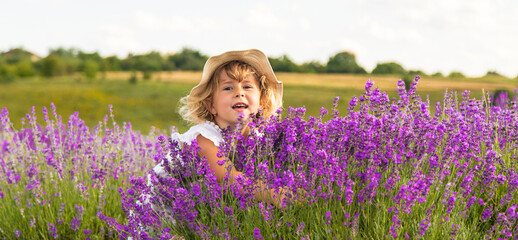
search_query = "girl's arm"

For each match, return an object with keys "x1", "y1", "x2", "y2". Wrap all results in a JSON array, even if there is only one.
[{"x1": 196, "y1": 135, "x2": 283, "y2": 205}]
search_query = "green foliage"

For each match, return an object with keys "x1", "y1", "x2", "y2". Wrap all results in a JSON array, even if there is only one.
[
  {"x1": 484, "y1": 70, "x2": 508, "y2": 79},
  {"x1": 83, "y1": 59, "x2": 99, "y2": 80},
  {"x1": 300, "y1": 61, "x2": 326, "y2": 73},
  {"x1": 7, "y1": 46, "x2": 517, "y2": 79},
  {"x1": 120, "y1": 53, "x2": 135, "y2": 70},
  {"x1": 168, "y1": 47, "x2": 208, "y2": 71},
  {"x1": 134, "y1": 51, "x2": 164, "y2": 73},
  {"x1": 447, "y1": 71, "x2": 465, "y2": 78},
  {"x1": 431, "y1": 72, "x2": 444, "y2": 78},
  {"x1": 15, "y1": 60, "x2": 36, "y2": 77},
  {"x1": 129, "y1": 71, "x2": 137, "y2": 84},
  {"x1": 486, "y1": 70, "x2": 501, "y2": 76},
  {"x1": 142, "y1": 70, "x2": 152, "y2": 80},
  {"x1": 372, "y1": 62, "x2": 407, "y2": 75},
  {"x1": 0, "y1": 48, "x2": 37, "y2": 81},
  {"x1": 269, "y1": 55, "x2": 299, "y2": 72},
  {"x1": 104, "y1": 56, "x2": 122, "y2": 71},
  {"x1": 78, "y1": 51, "x2": 102, "y2": 63},
  {"x1": 49, "y1": 47, "x2": 79, "y2": 59},
  {"x1": 326, "y1": 51, "x2": 366, "y2": 74},
  {"x1": 407, "y1": 70, "x2": 427, "y2": 77},
  {"x1": 49, "y1": 48, "x2": 81, "y2": 75},
  {"x1": 0, "y1": 63, "x2": 17, "y2": 83},
  {"x1": 40, "y1": 54, "x2": 64, "y2": 77},
  {"x1": 0, "y1": 47, "x2": 37, "y2": 64},
  {"x1": 401, "y1": 75, "x2": 412, "y2": 91}
]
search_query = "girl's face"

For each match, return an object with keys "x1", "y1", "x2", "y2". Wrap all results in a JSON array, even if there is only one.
[{"x1": 210, "y1": 70, "x2": 261, "y2": 129}]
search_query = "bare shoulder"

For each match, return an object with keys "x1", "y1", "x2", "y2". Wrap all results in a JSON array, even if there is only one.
[{"x1": 196, "y1": 135, "x2": 218, "y2": 153}]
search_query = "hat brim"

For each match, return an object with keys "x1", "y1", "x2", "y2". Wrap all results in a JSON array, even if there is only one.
[{"x1": 190, "y1": 49, "x2": 283, "y2": 111}]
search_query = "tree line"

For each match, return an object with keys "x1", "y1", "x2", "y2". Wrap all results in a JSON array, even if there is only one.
[{"x1": 0, "y1": 47, "x2": 512, "y2": 83}]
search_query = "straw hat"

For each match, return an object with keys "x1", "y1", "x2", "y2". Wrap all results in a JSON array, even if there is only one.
[{"x1": 192, "y1": 49, "x2": 283, "y2": 112}]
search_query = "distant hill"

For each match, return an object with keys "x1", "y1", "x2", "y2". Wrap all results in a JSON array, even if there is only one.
[{"x1": 1, "y1": 48, "x2": 40, "y2": 63}]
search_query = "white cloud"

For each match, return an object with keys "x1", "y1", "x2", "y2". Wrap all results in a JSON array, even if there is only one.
[
  {"x1": 92, "y1": 24, "x2": 142, "y2": 56},
  {"x1": 246, "y1": 4, "x2": 286, "y2": 29},
  {"x1": 165, "y1": 15, "x2": 197, "y2": 33},
  {"x1": 298, "y1": 19, "x2": 311, "y2": 30},
  {"x1": 134, "y1": 11, "x2": 162, "y2": 30}
]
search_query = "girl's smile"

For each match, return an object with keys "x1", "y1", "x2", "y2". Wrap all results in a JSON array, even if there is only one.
[{"x1": 210, "y1": 70, "x2": 261, "y2": 129}]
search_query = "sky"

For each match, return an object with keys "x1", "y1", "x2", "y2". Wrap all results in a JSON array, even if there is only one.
[{"x1": 2, "y1": 0, "x2": 518, "y2": 77}]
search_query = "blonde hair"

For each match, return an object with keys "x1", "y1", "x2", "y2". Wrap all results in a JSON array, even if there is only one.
[{"x1": 179, "y1": 61, "x2": 277, "y2": 124}]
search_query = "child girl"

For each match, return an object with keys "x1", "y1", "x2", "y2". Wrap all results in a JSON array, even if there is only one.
[{"x1": 149, "y1": 49, "x2": 284, "y2": 206}]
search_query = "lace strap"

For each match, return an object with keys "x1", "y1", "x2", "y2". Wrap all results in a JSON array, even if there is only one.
[{"x1": 171, "y1": 121, "x2": 223, "y2": 147}]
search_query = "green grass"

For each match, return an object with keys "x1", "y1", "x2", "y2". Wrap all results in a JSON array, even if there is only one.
[
  {"x1": 0, "y1": 75, "x2": 514, "y2": 133},
  {"x1": 0, "y1": 77, "x2": 192, "y2": 132}
]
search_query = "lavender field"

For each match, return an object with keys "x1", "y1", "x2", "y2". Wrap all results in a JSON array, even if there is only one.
[{"x1": 1, "y1": 77, "x2": 517, "y2": 239}]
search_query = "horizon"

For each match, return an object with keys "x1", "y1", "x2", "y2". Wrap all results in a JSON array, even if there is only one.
[{"x1": 1, "y1": 46, "x2": 512, "y2": 78}]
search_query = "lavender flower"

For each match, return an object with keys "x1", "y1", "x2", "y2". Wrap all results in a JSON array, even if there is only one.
[{"x1": 253, "y1": 228, "x2": 263, "y2": 240}]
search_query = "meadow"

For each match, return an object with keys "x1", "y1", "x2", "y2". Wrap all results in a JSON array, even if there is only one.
[
  {"x1": 0, "y1": 73, "x2": 517, "y2": 239},
  {"x1": 1, "y1": 71, "x2": 515, "y2": 133}
]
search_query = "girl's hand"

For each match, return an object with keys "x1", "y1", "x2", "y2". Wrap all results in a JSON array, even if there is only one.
[{"x1": 269, "y1": 187, "x2": 308, "y2": 208}]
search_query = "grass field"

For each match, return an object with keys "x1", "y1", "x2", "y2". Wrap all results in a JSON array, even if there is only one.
[{"x1": 0, "y1": 71, "x2": 516, "y2": 132}]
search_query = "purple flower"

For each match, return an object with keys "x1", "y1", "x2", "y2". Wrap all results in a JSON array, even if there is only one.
[
  {"x1": 507, "y1": 205, "x2": 517, "y2": 218},
  {"x1": 70, "y1": 216, "x2": 81, "y2": 231},
  {"x1": 253, "y1": 228, "x2": 263, "y2": 240},
  {"x1": 325, "y1": 211, "x2": 332, "y2": 225},
  {"x1": 296, "y1": 222, "x2": 305, "y2": 236},
  {"x1": 258, "y1": 202, "x2": 270, "y2": 221},
  {"x1": 446, "y1": 194, "x2": 456, "y2": 214},
  {"x1": 47, "y1": 223, "x2": 58, "y2": 239},
  {"x1": 482, "y1": 208, "x2": 493, "y2": 221}
]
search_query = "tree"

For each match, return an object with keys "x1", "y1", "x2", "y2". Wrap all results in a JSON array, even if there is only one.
[
  {"x1": 134, "y1": 52, "x2": 163, "y2": 71},
  {"x1": 407, "y1": 70, "x2": 427, "y2": 77},
  {"x1": 0, "y1": 63, "x2": 17, "y2": 83},
  {"x1": 130, "y1": 51, "x2": 165, "y2": 80},
  {"x1": 40, "y1": 54, "x2": 64, "y2": 77},
  {"x1": 121, "y1": 53, "x2": 136, "y2": 71},
  {"x1": 16, "y1": 60, "x2": 36, "y2": 77},
  {"x1": 447, "y1": 71, "x2": 465, "y2": 78},
  {"x1": 326, "y1": 51, "x2": 366, "y2": 74},
  {"x1": 485, "y1": 70, "x2": 506, "y2": 78},
  {"x1": 371, "y1": 62, "x2": 406, "y2": 75},
  {"x1": 104, "y1": 56, "x2": 122, "y2": 71},
  {"x1": 49, "y1": 47, "x2": 81, "y2": 75},
  {"x1": 431, "y1": 72, "x2": 444, "y2": 78},
  {"x1": 49, "y1": 47, "x2": 79, "y2": 59},
  {"x1": 83, "y1": 60, "x2": 99, "y2": 80},
  {"x1": 300, "y1": 61, "x2": 326, "y2": 73},
  {"x1": 268, "y1": 55, "x2": 299, "y2": 72},
  {"x1": 168, "y1": 48, "x2": 208, "y2": 71},
  {"x1": 78, "y1": 51, "x2": 102, "y2": 74}
]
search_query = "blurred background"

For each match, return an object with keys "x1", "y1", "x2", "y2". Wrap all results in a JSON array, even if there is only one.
[{"x1": 1, "y1": 0, "x2": 517, "y2": 132}]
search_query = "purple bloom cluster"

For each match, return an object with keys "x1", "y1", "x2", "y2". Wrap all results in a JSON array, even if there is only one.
[
  {"x1": 105, "y1": 77, "x2": 518, "y2": 239},
  {"x1": 0, "y1": 104, "x2": 164, "y2": 238}
]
